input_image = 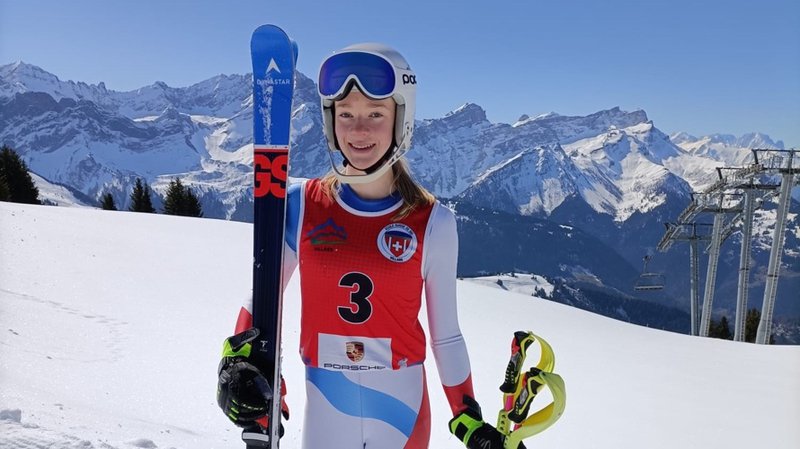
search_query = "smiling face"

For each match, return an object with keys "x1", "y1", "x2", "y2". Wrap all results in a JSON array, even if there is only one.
[{"x1": 334, "y1": 89, "x2": 396, "y2": 174}]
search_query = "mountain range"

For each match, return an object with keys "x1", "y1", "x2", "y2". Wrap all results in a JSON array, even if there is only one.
[{"x1": 1, "y1": 61, "x2": 797, "y2": 340}]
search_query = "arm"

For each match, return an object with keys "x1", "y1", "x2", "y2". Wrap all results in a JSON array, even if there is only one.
[
  {"x1": 423, "y1": 202, "x2": 475, "y2": 416},
  {"x1": 424, "y1": 205, "x2": 520, "y2": 449}
]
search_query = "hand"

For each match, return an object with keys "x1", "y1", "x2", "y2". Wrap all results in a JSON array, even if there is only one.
[
  {"x1": 217, "y1": 328, "x2": 274, "y2": 427},
  {"x1": 449, "y1": 396, "x2": 526, "y2": 449}
]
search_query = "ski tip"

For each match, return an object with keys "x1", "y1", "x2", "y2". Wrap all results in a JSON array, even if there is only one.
[
  {"x1": 251, "y1": 24, "x2": 298, "y2": 63},
  {"x1": 251, "y1": 24, "x2": 290, "y2": 43}
]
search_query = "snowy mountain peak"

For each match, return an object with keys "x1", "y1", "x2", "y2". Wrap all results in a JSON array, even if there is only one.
[
  {"x1": 447, "y1": 102, "x2": 486, "y2": 116},
  {"x1": 669, "y1": 131, "x2": 698, "y2": 145},
  {"x1": 535, "y1": 112, "x2": 561, "y2": 120},
  {"x1": 734, "y1": 132, "x2": 784, "y2": 149},
  {"x1": 590, "y1": 106, "x2": 649, "y2": 126},
  {"x1": 1, "y1": 61, "x2": 48, "y2": 78},
  {"x1": 0, "y1": 61, "x2": 65, "y2": 98},
  {"x1": 675, "y1": 132, "x2": 784, "y2": 151},
  {"x1": 669, "y1": 131, "x2": 784, "y2": 174},
  {"x1": 456, "y1": 143, "x2": 586, "y2": 216},
  {"x1": 442, "y1": 102, "x2": 488, "y2": 127},
  {"x1": 513, "y1": 112, "x2": 562, "y2": 127},
  {"x1": 512, "y1": 115, "x2": 532, "y2": 127}
]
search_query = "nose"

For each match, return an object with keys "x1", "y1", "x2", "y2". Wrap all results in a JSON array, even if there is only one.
[{"x1": 352, "y1": 117, "x2": 370, "y2": 133}]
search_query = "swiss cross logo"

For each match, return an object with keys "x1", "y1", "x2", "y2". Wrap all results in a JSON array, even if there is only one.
[
  {"x1": 254, "y1": 146, "x2": 288, "y2": 198},
  {"x1": 377, "y1": 223, "x2": 417, "y2": 263}
]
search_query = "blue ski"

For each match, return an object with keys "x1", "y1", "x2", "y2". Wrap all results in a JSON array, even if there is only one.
[{"x1": 244, "y1": 24, "x2": 296, "y2": 449}]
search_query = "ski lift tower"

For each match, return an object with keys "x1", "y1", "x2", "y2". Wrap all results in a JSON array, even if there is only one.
[
  {"x1": 658, "y1": 222, "x2": 713, "y2": 336},
  {"x1": 691, "y1": 191, "x2": 743, "y2": 338},
  {"x1": 715, "y1": 164, "x2": 780, "y2": 341},
  {"x1": 751, "y1": 149, "x2": 800, "y2": 344}
]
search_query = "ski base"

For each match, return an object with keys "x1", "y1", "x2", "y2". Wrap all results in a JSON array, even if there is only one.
[{"x1": 242, "y1": 426, "x2": 271, "y2": 448}]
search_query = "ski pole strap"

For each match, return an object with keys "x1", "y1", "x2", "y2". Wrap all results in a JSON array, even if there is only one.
[
  {"x1": 500, "y1": 332, "x2": 555, "y2": 395},
  {"x1": 504, "y1": 371, "x2": 566, "y2": 449},
  {"x1": 222, "y1": 327, "x2": 261, "y2": 357},
  {"x1": 500, "y1": 331, "x2": 536, "y2": 393},
  {"x1": 508, "y1": 368, "x2": 545, "y2": 423},
  {"x1": 531, "y1": 332, "x2": 555, "y2": 373}
]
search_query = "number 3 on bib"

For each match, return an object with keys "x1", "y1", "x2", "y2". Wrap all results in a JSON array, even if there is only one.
[{"x1": 338, "y1": 272, "x2": 374, "y2": 324}]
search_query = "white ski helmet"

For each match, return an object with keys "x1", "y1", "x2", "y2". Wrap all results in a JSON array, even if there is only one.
[{"x1": 318, "y1": 43, "x2": 417, "y2": 184}]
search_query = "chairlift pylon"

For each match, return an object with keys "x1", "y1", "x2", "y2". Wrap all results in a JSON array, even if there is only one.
[{"x1": 635, "y1": 255, "x2": 665, "y2": 291}]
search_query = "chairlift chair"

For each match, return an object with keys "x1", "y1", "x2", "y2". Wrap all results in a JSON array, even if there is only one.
[{"x1": 634, "y1": 255, "x2": 665, "y2": 291}]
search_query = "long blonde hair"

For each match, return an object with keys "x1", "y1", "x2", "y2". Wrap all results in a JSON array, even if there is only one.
[{"x1": 320, "y1": 158, "x2": 435, "y2": 220}]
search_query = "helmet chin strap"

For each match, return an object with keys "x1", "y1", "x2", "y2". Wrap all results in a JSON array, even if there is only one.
[{"x1": 340, "y1": 144, "x2": 395, "y2": 175}]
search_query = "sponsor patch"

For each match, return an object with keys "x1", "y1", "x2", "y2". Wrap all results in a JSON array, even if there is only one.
[
  {"x1": 318, "y1": 334, "x2": 392, "y2": 370},
  {"x1": 346, "y1": 341, "x2": 365, "y2": 362},
  {"x1": 307, "y1": 217, "x2": 347, "y2": 246}
]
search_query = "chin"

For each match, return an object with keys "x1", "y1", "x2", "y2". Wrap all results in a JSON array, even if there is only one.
[{"x1": 346, "y1": 156, "x2": 381, "y2": 171}]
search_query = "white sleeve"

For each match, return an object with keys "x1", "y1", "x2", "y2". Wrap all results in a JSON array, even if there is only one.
[
  {"x1": 282, "y1": 243, "x2": 298, "y2": 292},
  {"x1": 423, "y1": 202, "x2": 472, "y2": 387}
]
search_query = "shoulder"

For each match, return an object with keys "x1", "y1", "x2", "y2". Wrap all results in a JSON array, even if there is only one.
[
  {"x1": 430, "y1": 201, "x2": 456, "y2": 228},
  {"x1": 287, "y1": 178, "x2": 308, "y2": 209},
  {"x1": 422, "y1": 202, "x2": 458, "y2": 277},
  {"x1": 287, "y1": 178, "x2": 304, "y2": 197},
  {"x1": 425, "y1": 201, "x2": 457, "y2": 241}
]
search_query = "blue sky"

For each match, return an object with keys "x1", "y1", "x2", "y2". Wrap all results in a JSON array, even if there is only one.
[{"x1": 2, "y1": 0, "x2": 798, "y2": 147}]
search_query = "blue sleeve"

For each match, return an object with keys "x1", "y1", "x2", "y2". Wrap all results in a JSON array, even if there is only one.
[{"x1": 285, "y1": 181, "x2": 301, "y2": 253}]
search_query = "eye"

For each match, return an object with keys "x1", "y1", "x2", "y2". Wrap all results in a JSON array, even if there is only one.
[
  {"x1": 369, "y1": 111, "x2": 385, "y2": 118},
  {"x1": 337, "y1": 111, "x2": 353, "y2": 119}
]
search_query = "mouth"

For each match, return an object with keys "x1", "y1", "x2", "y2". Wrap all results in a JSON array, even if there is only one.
[{"x1": 348, "y1": 142, "x2": 376, "y2": 151}]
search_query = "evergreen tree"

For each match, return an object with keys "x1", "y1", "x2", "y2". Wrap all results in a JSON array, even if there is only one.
[
  {"x1": 129, "y1": 178, "x2": 156, "y2": 213},
  {"x1": 183, "y1": 187, "x2": 203, "y2": 217},
  {"x1": 744, "y1": 308, "x2": 760, "y2": 343},
  {"x1": 0, "y1": 145, "x2": 40, "y2": 204},
  {"x1": 0, "y1": 172, "x2": 9, "y2": 201},
  {"x1": 163, "y1": 178, "x2": 203, "y2": 217},
  {"x1": 708, "y1": 315, "x2": 732, "y2": 340},
  {"x1": 744, "y1": 308, "x2": 775, "y2": 344},
  {"x1": 100, "y1": 192, "x2": 117, "y2": 210}
]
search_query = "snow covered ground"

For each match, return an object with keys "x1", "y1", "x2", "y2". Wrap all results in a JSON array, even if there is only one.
[
  {"x1": 464, "y1": 273, "x2": 554, "y2": 298},
  {"x1": 1, "y1": 202, "x2": 798, "y2": 449}
]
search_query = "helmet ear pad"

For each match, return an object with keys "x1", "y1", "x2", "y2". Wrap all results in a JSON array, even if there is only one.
[{"x1": 393, "y1": 102, "x2": 407, "y2": 150}]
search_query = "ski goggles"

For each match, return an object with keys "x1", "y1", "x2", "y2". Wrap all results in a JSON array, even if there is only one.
[{"x1": 318, "y1": 50, "x2": 402, "y2": 101}]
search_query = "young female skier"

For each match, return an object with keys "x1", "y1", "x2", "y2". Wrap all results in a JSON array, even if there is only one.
[{"x1": 218, "y1": 42, "x2": 521, "y2": 449}]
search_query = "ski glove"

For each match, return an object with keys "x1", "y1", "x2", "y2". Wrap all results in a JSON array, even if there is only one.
[
  {"x1": 449, "y1": 396, "x2": 526, "y2": 449},
  {"x1": 217, "y1": 328, "x2": 288, "y2": 431}
]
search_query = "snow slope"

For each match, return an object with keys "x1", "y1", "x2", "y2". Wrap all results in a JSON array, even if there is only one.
[{"x1": 1, "y1": 203, "x2": 798, "y2": 448}]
